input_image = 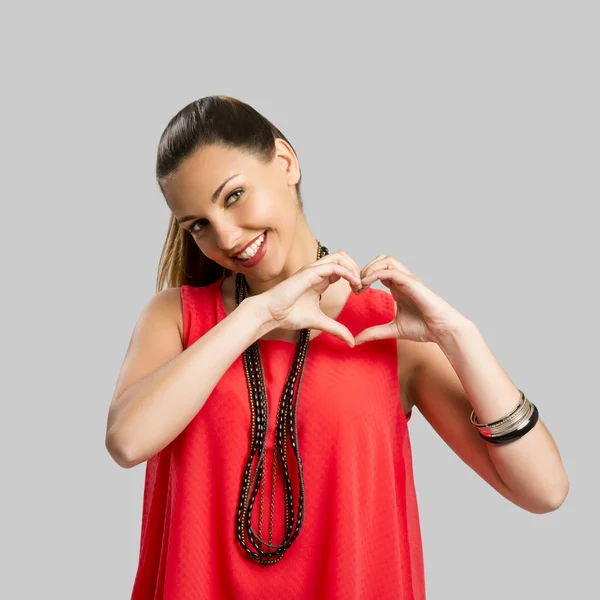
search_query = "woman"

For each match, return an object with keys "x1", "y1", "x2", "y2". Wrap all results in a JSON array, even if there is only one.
[{"x1": 105, "y1": 95, "x2": 569, "y2": 599}]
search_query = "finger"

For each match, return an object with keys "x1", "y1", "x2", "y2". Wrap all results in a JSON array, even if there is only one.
[
  {"x1": 361, "y1": 257, "x2": 393, "y2": 282},
  {"x1": 337, "y1": 250, "x2": 363, "y2": 288},
  {"x1": 312, "y1": 314, "x2": 356, "y2": 347},
  {"x1": 310, "y1": 260, "x2": 362, "y2": 290},
  {"x1": 354, "y1": 321, "x2": 399, "y2": 345},
  {"x1": 361, "y1": 269, "x2": 429, "y2": 307},
  {"x1": 362, "y1": 256, "x2": 415, "y2": 282},
  {"x1": 334, "y1": 255, "x2": 362, "y2": 290},
  {"x1": 299, "y1": 263, "x2": 361, "y2": 301},
  {"x1": 361, "y1": 268, "x2": 416, "y2": 287},
  {"x1": 317, "y1": 251, "x2": 363, "y2": 291},
  {"x1": 381, "y1": 256, "x2": 415, "y2": 276},
  {"x1": 360, "y1": 254, "x2": 387, "y2": 278}
]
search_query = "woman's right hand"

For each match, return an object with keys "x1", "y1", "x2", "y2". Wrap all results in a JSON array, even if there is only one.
[{"x1": 257, "y1": 251, "x2": 363, "y2": 347}]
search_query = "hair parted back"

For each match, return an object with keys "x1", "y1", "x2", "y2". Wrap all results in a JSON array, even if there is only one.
[{"x1": 154, "y1": 95, "x2": 304, "y2": 293}]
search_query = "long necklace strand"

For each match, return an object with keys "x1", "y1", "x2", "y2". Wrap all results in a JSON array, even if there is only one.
[{"x1": 235, "y1": 241, "x2": 329, "y2": 566}]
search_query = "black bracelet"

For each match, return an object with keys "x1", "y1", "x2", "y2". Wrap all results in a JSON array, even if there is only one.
[{"x1": 479, "y1": 403, "x2": 539, "y2": 445}]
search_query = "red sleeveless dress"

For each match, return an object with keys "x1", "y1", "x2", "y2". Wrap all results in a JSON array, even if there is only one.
[{"x1": 130, "y1": 277, "x2": 426, "y2": 599}]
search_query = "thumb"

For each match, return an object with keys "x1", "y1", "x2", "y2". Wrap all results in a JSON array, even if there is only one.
[
  {"x1": 354, "y1": 322, "x2": 398, "y2": 345},
  {"x1": 312, "y1": 315, "x2": 356, "y2": 347}
]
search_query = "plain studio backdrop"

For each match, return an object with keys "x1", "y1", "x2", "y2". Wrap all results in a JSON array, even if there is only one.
[{"x1": 1, "y1": 1, "x2": 597, "y2": 598}]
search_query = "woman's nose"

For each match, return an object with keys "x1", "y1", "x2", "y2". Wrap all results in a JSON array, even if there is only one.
[{"x1": 213, "y1": 223, "x2": 242, "y2": 255}]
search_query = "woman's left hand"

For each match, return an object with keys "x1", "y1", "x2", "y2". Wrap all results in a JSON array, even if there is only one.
[{"x1": 353, "y1": 254, "x2": 472, "y2": 345}]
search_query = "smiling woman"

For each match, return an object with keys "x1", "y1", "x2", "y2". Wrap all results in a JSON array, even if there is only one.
[
  {"x1": 106, "y1": 95, "x2": 426, "y2": 600},
  {"x1": 154, "y1": 96, "x2": 312, "y2": 295}
]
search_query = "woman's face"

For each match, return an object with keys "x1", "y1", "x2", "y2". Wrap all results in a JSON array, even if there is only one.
[{"x1": 163, "y1": 139, "x2": 302, "y2": 279}]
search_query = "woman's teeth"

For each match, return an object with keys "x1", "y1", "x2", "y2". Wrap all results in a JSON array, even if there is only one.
[{"x1": 236, "y1": 233, "x2": 265, "y2": 260}]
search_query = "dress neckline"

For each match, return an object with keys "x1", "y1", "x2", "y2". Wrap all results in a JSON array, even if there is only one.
[{"x1": 215, "y1": 276, "x2": 356, "y2": 345}]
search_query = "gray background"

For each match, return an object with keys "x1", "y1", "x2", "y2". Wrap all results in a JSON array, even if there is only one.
[{"x1": 2, "y1": 0, "x2": 597, "y2": 598}]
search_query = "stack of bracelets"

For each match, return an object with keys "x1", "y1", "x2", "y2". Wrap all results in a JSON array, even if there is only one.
[{"x1": 470, "y1": 389, "x2": 539, "y2": 446}]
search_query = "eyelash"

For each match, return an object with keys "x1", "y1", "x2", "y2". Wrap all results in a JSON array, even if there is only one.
[{"x1": 189, "y1": 189, "x2": 244, "y2": 234}]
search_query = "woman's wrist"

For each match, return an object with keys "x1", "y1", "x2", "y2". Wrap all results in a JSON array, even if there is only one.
[{"x1": 240, "y1": 294, "x2": 279, "y2": 339}]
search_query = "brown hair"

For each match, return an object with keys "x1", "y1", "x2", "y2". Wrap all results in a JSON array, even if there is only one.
[{"x1": 154, "y1": 95, "x2": 303, "y2": 293}]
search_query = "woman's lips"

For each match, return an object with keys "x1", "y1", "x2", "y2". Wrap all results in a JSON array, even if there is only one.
[
  {"x1": 233, "y1": 231, "x2": 268, "y2": 267},
  {"x1": 232, "y1": 231, "x2": 266, "y2": 257}
]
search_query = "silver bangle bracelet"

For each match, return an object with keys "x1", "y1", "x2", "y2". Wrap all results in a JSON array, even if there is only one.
[{"x1": 470, "y1": 390, "x2": 534, "y2": 438}]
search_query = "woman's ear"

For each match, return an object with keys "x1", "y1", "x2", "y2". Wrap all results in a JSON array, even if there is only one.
[{"x1": 274, "y1": 138, "x2": 300, "y2": 186}]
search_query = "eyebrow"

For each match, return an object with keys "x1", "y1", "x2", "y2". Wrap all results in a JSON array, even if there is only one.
[{"x1": 177, "y1": 173, "x2": 240, "y2": 224}]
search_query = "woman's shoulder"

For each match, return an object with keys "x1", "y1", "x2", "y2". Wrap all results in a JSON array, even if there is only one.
[{"x1": 153, "y1": 286, "x2": 185, "y2": 345}]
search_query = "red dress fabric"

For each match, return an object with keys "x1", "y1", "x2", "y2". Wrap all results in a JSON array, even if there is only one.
[{"x1": 130, "y1": 277, "x2": 426, "y2": 599}]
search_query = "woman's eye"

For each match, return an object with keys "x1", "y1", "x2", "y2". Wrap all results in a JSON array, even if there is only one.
[{"x1": 189, "y1": 189, "x2": 244, "y2": 234}]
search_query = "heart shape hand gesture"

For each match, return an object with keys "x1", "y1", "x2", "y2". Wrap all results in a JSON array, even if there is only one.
[{"x1": 259, "y1": 249, "x2": 471, "y2": 348}]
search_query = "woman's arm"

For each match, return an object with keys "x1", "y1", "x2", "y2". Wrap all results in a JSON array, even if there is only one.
[
  {"x1": 105, "y1": 290, "x2": 274, "y2": 468},
  {"x1": 409, "y1": 321, "x2": 569, "y2": 513}
]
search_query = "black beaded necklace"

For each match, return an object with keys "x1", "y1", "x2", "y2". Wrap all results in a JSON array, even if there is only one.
[{"x1": 235, "y1": 240, "x2": 329, "y2": 566}]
